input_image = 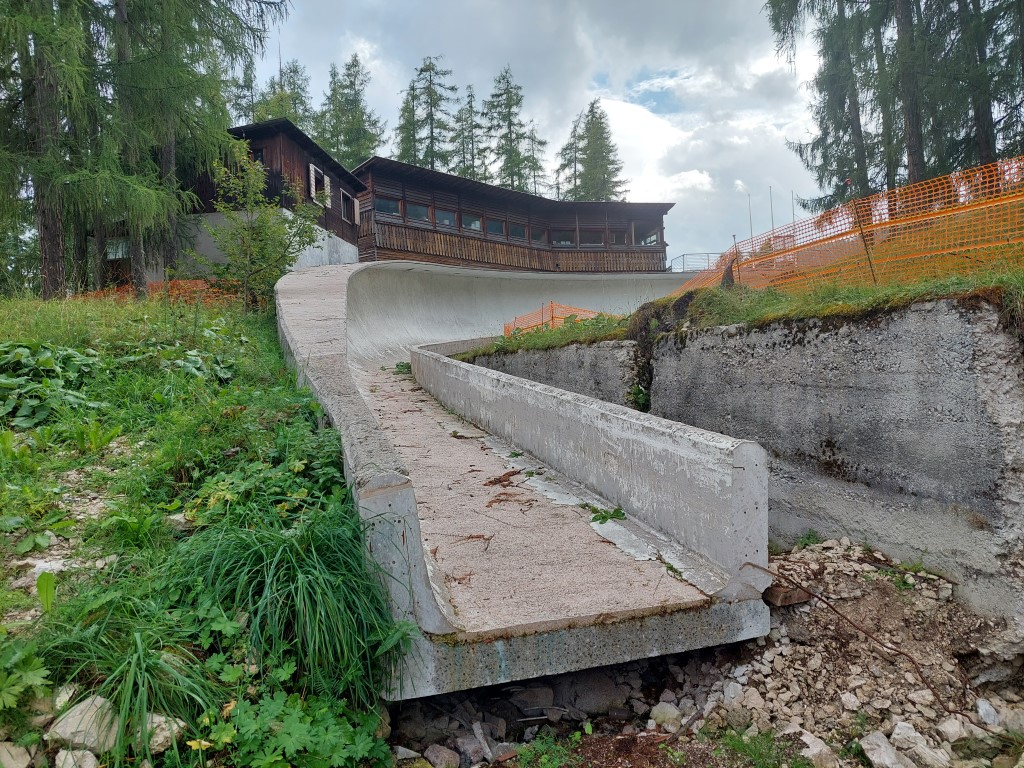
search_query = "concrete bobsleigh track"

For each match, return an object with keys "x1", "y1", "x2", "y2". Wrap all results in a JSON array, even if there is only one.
[{"x1": 276, "y1": 262, "x2": 771, "y2": 700}]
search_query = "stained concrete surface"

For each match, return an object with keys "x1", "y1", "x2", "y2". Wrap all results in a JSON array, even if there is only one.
[{"x1": 275, "y1": 263, "x2": 772, "y2": 698}]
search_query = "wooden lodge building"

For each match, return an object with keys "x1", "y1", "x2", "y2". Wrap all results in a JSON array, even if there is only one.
[
  {"x1": 191, "y1": 120, "x2": 674, "y2": 274},
  {"x1": 352, "y1": 157, "x2": 674, "y2": 272}
]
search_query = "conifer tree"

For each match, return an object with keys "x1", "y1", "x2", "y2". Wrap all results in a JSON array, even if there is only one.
[
  {"x1": 253, "y1": 59, "x2": 313, "y2": 132},
  {"x1": 449, "y1": 86, "x2": 489, "y2": 181},
  {"x1": 482, "y1": 66, "x2": 532, "y2": 191},
  {"x1": 313, "y1": 54, "x2": 386, "y2": 168},
  {"x1": 557, "y1": 100, "x2": 626, "y2": 201},
  {"x1": 392, "y1": 83, "x2": 420, "y2": 165}
]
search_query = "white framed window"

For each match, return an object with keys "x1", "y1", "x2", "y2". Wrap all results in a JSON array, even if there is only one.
[{"x1": 309, "y1": 164, "x2": 331, "y2": 208}]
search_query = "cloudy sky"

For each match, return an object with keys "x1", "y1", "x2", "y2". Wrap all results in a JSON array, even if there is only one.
[{"x1": 257, "y1": 0, "x2": 820, "y2": 266}]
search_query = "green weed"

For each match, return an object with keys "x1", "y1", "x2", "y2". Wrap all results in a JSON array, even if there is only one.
[
  {"x1": 580, "y1": 503, "x2": 626, "y2": 524},
  {"x1": 718, "y1": 729, "x2": 814, "y2": 768},
  {"x1": 516, "y1": 729, "x2": 584, "y2": 768},
  {"x1": 455, "y1": 314, "x2": 628, "y2": 360},
  {"x1": 393, "y1": 361, "x2": 412, "y2": 374},
  {"x1": 795, "y1": 529, "x2": 824, "y2": 550}
]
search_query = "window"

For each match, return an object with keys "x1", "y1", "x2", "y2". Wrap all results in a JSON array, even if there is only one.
[
  {"x1": 436, "y1": 209, "x2": 457, "y2": 227},
  {"x1": 551, "y1": 229, "x2": 576, "y2": 246},
  {"x1": 341, "y1": 192, "x2": 355, "y2": 223},
  {"x1": 461, "y1": 213, "x2": 482, "y2": 231},
  {"x1": 509, "y1": 222, "x2": 527, "y2": 239},
  {"x1": 609, "y1": 230, "x2": 628, "y2": 245},
  {"x1": 580, "y1": 230, "x2": 604, "y2": 246},
  {"x1": 252, "y1": 148, "x2": 265, "y2": 165},
  {"x1": 407, "y1": 202, "x2": 430, "y2": 222},
  {"x1": 309, "y1": 164, "x2": 331, "y2": 208},
  {"x1": 486, "y1": 218, "x2": 505, "y2": 236},
  {"x1": 639, "y1": 229, "x2": 660, "y2": 246},
  {"x1": 531, "y1": 227, "x2": 547, "y2": 244},
  {"x1": 374, "y1": 197, "x2": 401, "y2": 216}
]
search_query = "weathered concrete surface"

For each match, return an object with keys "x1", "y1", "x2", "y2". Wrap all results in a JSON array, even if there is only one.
[
  {"x1": 471, "y1": 341, "x2": 639, "y2": 406},
  {"x1": 346, "y1": 261, "x2": 695, "y2": 368},
  {"x1": 276, "y1": 262, "x2": 773, "y2": 700},
  {"x1": 413, "y1": 342, "x2": 772, "y2": 601},
  {"x1": 650, "y1": 299, "x2": 1024, "y2": 626}
]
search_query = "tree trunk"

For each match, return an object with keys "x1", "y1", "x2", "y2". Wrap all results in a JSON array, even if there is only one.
[
  {"x1": 94, "y1": 217, "x2": 107, "y2": 291},
  {"x1": 895, "y1": 0, "x2": 927, "y2": 184},
  {"x1": 159, "y1": 133, "x2": 179, "y2": 275},
  {"x1": 70, "y1": 220, "x2": 88, "y2": 292},
  {"x1": 27, "y1": 5, "x2": 67, "y2": 299},
  {"x1": 957, "y1": 0, "x2": 996, "y2": 165},
  {"x1": 873, "y1": 13, "x2": 899, "y2": 195},
  {"x1": 837, "y1": 0, "x2": 872, "y2": 198}
]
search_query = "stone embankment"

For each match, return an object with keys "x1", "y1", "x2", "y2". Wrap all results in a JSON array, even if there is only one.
[
  {"x1": 467, "y1": 299, "x2": 1024, "y2": 640},
  {"x1": 386, "y1": 539, "x2": 1023, "y2": 768}
]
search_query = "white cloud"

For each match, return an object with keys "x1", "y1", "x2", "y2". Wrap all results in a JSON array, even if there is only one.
[{"x1": 257, "y1": 0, "x2": 821, "y2": 258}]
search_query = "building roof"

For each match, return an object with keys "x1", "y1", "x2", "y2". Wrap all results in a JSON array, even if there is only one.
[
  {"x1": 352, "y1": 156, "x2": 674, "y2": 218},
  {"x1": 228, "y1": 118, "x2": 367, "y2": 193}
]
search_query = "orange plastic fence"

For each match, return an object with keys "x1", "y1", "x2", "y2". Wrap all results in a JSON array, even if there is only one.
[
  {"x1": 77, "y1": 280, "x2": 239, "y2": 305},
  {"x1": 504, "y1": 302, "x2": 611, "y2": 336},
  {"x1": 675, "y1": 156, "x2": 1024, "y2": 297}
]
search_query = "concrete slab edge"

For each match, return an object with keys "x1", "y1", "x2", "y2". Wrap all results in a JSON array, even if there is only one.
[
  {"x1": 274, "y1": 291, "x2": 458, "y2": 636},
  {"x1": 411, "y1": 341, "x2": 772, "y2": 602},
  {"x1": 390, "y1": 597, "x2": 770, "y2": 699}
]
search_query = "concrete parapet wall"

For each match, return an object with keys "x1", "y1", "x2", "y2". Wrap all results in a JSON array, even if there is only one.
[
  {"x1": 471, "y1": 341, "x2": 640, "y2": 406},
  {"x1": 412, "y1": 342, "x2": 771, "y2": 600},
  {"x1": 650, "y1": 299, "x2": 1024, "y2": 625}
]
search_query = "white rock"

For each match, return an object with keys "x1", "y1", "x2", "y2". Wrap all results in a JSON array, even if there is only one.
[
  {"x1": 890, "y1": 722, "x2": 925, "y2": 751},
  {"x1": 908, "y1": 743, "x2": 951, "y2": 768},
  {"x1": 650, "y1": 702, "x2": 682, "y2": 733},
  {"x1": 807, "y1": 654, "x2": 823, "y2": 672},
  {"x1": 723, "y1": 682, "x2": 744, "y2": 709},
  {"x1": 144, "y1": 714, "x2": 185, "y2": 754},
  {"x1": 799, "y1": 731, "x2": 840, "y2": 768},
  {"x1": 841, "y1": 692, "x2": 861, "y2": 711},
  {"x1": 909, "y1": 689, "x2": 936, "y2": 706},
  {"x1": 977, "y1": 698, "x2": 1000, "y2": 726},
  {"x1": 393, "y1": 746, "x2": 420, "y2": 761},
  {"x1": 54, "y1": 752, "x2": 97, "y2": 768},
  {"x1": 997, "y1": 705, "x2": 1024, "y2": 732},
  {"x1": 743, "y1": 688, "x2": 765, "y2": 711},
  {"x1": 935, "y1": 717, "x2": 966, "y2": 744},
  {"x1": 0, "y1": 743, "x2": 31, "y2": 768},
  {"x1": 860, "y1": 731, "x2": 916, "y2": 768},
  {"x1": 45, "y1": 696, "x2": 118, "y2": 754},
  {"x1": 54, "y1": 686, "x2": 77, "y2": 712}
]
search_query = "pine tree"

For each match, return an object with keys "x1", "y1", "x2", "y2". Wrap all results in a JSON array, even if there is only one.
[
  {"x1": 576, "y1": 99, "x2": 627, "y2": 201},
  {"x1": 313, "y1": 54, "x2": 386, "y2": 168},
  {"x1": 523, "y1": 121, "x2": 548, "y2": 196},
  {"x1": 449, "y1": 86, "x2": 489, "y2": 181},
  {"x1": 392, "y1": 83, "x2": 419, "y2": 165},
  {"x1": 482, "y1": 66, "x2": 532, "y2": 191},
  {"x1": 413, "y1": 56, "x2": 457, "y2": 171},
  {"x1": 556, "y1": 112, "x2": 584, "y2": 200},
  {"x1": 253, "y1": 59, "x2": 313, "y2": 132}
]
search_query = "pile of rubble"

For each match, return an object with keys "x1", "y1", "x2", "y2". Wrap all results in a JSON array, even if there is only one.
[{"x1": 389, "y1": 539, "x2": 1024, "y2": 768}]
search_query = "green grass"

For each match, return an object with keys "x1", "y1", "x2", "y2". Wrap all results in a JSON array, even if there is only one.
[
  {"x1": 718, "y1": 729, "x2": 814, "y2": 768},
  {"x1": 680, "y1": 265, "x2": 1024, "y2": 331},
  {"x1": 0, "y1": 296, "x2": 403, "y2": 767},
  {"x1": 794, "y1": 529, "x2": 824, "y2": 550},
  {"x1": 454, "y1": 314, "x2": 628, "y2": 360}
]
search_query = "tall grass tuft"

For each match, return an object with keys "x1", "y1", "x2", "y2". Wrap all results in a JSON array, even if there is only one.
[{"x1": 169, "y1": 496, "x2": 410, "y2": 709}]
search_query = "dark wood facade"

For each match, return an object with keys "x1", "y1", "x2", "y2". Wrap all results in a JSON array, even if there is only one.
[
  {"x1": 198, "y1": 119, "x2": 365, "y2": 245},
  {"x1": 353, "y1": 157, "x2": 673, "y2": 272}
]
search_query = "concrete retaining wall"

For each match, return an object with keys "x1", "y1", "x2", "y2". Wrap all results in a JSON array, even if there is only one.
[
  {"x1": 471, "y1": 341, "x2": 640, "y2": 406},
  {"x1": 186, "y1": 213, "x2": 358, "y2": 273},
  {"x1": 650, "y1": 299, "x2": 1024, "y2": 624},
  {"x1": 412, "y1": 342, "x2": 772, "y2": 601}
]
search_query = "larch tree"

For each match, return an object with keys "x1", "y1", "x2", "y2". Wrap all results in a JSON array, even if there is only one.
[
  {"x1": 392, "y1": 82, "x2": 420, "y2": 165},
  {"x1": 313, "y1": 54, "x2": 387, "y2": 169},
  {"x1": 449, "y1": 86, "x2": 489, "y2": 181},
  {"x1": 482, "y1": 66, "x2": 532, "y2": 191},
  {"x1": 253, "y1": 59, "x2": 313, "y2": 132}
]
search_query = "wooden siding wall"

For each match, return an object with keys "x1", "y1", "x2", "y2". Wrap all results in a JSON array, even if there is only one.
[{"x1": 356, "y1": 172, "x2": 667, "y2": 272}]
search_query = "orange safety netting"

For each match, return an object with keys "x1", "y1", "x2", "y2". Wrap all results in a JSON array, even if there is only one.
[
  {"x1": 504, "y1": 302, "x2": 612, "y2": 336},
  {"x1": 674, "y1": 156, "x2": 1024, "y2": 297},
  {"x1": 77, "y1": 280, "x2": 239, "y2": 306}
]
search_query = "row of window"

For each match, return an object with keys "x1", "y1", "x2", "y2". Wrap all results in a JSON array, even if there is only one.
[{"x1": 373, "y1": 196, "x2": 656, "y2": 247}]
